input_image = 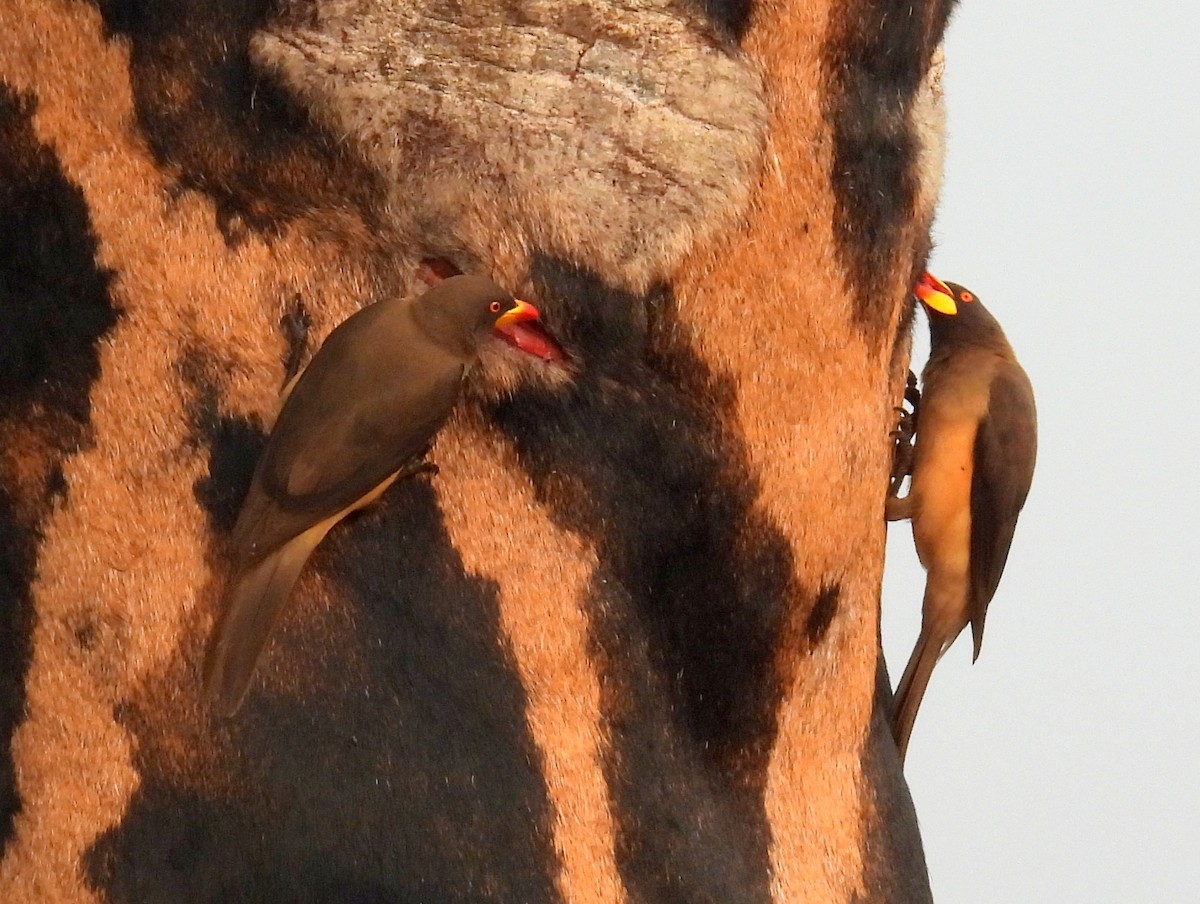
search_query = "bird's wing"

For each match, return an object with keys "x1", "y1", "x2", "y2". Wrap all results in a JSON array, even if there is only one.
[
  {"x1": 232, "y1": 313, "x2": 465, "y2": 561},
  {"x1": 968, "y1": 363, "x2": 1037, "y2": 657}
]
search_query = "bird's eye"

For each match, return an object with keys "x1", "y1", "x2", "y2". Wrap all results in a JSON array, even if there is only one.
[
  {"x1": 960, "y1": 291, "x2": 975, "y2": 303},
  {"x1": 489, "y1": 301, "x2": 503, "y2": 314}
]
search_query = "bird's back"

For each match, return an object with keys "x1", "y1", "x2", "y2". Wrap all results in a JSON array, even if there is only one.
[{"x1": 232, "y1": 299, "x2": 466, "y2": 564}]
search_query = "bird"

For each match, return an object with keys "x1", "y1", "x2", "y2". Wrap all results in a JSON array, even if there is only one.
[
  {"x1": 204, "y1": 275, "x2": 543, "y2": 715},
  {"x1": 886, "y1": 272, "x2": 1037, "y2": 763}
]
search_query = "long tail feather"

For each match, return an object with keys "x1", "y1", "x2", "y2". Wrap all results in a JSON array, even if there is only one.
[
  {"x1": 204, "y1": 526, "x2": 327, "y2": 716},
  {"x1": 891, "y1": 634, "x2": 940, "y2": 765}
]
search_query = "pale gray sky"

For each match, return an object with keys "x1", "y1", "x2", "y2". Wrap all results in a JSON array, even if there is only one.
[{"x1": 880, "y1": 3, "x2": 1200, "y2": 900}]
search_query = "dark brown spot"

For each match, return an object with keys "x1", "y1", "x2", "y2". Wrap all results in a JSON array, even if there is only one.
[
  {"x1": 0, "y1": 83, "x2": 119, "y2": 857},
  {"x1": 805, "y1": 583, "x2": 841, "y2": 647},
  {"x1": 824, "y1": 0, "x2": 955, "y2": 334},
  {"x1": 490, "y1": 255, "x2": 794, "y2": 903},
  {"x1": 95, "y1": 0, "x2": 386, "y2": 241}
]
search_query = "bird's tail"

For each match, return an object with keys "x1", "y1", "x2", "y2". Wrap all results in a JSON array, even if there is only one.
[
  {"x1": 891, "y1": 633, "x2": 941, "y2": 765},
  {"x1": 204, "y1": 526, "x2": 327, "y2": 716}
]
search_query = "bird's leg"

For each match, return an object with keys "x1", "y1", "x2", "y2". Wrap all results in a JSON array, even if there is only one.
[
  {"x1": 279, "y1": 296, "x2": 313, "y2": 392},
  {"x1": 888, "y1": 370, "x2": 921, "y2": 498},
  {"x1": 398, "y1": 460, "x2": 440, "y2": 480},
  {"x1": 396, "y1": 443, "x2": 440, "y2": 481},
  {"x1": 904, "y1": 369, "x2": 921, "y2": 416},
  {"x1": 889, "y1": 411, "x2": 914, "y2": 489},
  {"x1": 342, "y1": 451, "x2": 441, "y2": 530}
]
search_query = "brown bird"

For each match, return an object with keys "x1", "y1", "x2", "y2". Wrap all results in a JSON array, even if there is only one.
[
  {"x1": 886, "y1": 272, "x2": 1037, "y2": 763},
  {"x1": 205, "y1": 275, "x2": 542, "y2": 715}
]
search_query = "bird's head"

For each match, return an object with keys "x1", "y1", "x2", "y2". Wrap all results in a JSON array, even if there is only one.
[
  {"x1": 420, "y1": 274, "x2": 536, "y2": 336},
  {"x1": 414, "y1": 273, "x2": 564, "y2": 363},
  {"x1": 914, "y1": 272, "x2": 1005, "y2": 347}
]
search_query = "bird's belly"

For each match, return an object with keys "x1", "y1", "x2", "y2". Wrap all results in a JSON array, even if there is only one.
[{"x1": 910, "y1": 415, "x2": 974, "y2": 577}]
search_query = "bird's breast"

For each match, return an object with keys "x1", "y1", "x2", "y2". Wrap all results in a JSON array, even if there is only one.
[{"x1": 909, "y1": 400, "x2": 976, "y2": 577}]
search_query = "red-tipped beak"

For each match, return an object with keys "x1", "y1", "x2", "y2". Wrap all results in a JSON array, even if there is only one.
[
  {"x1": 492, "y1": 299, "x2": 565, "y2": 362},
  {"x1": 493, "y1": 299, "x2": 540, "y2": 329},
  {"x1": 915, "y1": 271, "x2": 957, "y2": 315}
]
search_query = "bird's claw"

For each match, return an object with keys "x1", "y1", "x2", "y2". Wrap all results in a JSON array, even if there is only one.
[
  {"x1": 397, "y1": 442, "x2": 440, "y2": 481},
  {"x1": 888, "y1": 445, "x2": 914, "y2": 498},
  {"x1": 414, "y1": 461, "x2": 440, "y2": 479},
  {"x1": 888, "y1": 371, "x2": 920, "y2": 496},
  {"x1": 397, "y1": 457, "x2": 439, "y2": 481}
]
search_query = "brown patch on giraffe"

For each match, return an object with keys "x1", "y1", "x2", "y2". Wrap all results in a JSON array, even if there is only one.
[
  {"x1": 0, "y1": 80, "x2": 121, "y2": 860},
  {"x1": 0, "y1": 0, "x2": 949, "y2": 898},
  {"x1": 0, "y1": 421, "x2": 69, "y2": 524},
  {"x1": 434, "y1": 411, "x2": 625, "y2": 904},
  {"x1": 486, "y1": 259, "x2": 793, "y2": 901},
  {"x1": 666, "y1": 0, "x2": 945, "y2": 899},
  {"x1": 0, "y1": 3, "x2": 375, "y2": 899},
  {"x1": 847, "y1": 656, "x2": 933, "y2": 904}
]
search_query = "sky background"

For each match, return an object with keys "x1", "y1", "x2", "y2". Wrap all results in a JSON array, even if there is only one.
[{"x1": 879, "y1": 4, "x2": 1200, "y2": 901}]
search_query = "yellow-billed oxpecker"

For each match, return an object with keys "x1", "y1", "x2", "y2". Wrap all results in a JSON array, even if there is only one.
[
  {"x1": 886, "y1": 273, "x2": 1037, "y2": 762},
  {"x1": 205, "y1": 275, "x2": 543, "y2": 715}
]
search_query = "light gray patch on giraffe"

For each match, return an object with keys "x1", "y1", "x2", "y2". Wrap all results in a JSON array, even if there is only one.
[
  {"x1": 910, "y1": 46, "x2": 946, "y2": 237},
  {"x1": 251, "y1": 0, "x2": 767, "y2": 292}
]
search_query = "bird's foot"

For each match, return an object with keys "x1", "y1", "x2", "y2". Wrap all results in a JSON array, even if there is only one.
[
  {"x1": 887, "y1": 449, "x2": 913, "y2": 499},
  {"x1": 279, "y1": 296, "x2": 313, "y2": 390},
  {"x1": 405, "y1": 461, "x2": 440, "y2": 480},
  {"x1": 887, "y1": 371, "x2": 920, "y2": 498},
  {"x1": 397, "y1": 445, "x2": 440, "y2": 482},
  {"x1": 904, "y1": 369, "x2": 921, "y2": 412}
]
